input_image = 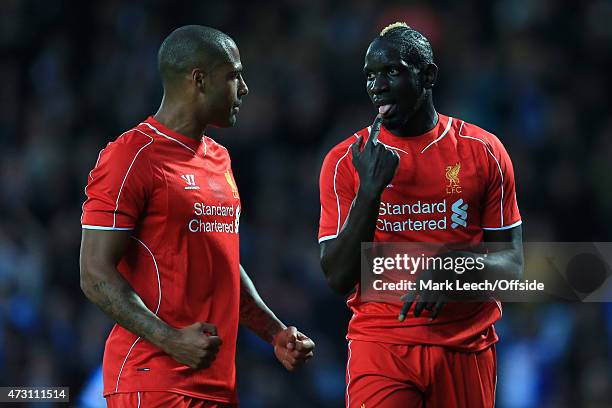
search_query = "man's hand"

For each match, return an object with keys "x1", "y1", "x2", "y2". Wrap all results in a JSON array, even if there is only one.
[
  {"x1": 398, "y1": 267, "x2": 449, "y2": 322},
  {"x1": 272, "y1": 326, "x2": 315, "y2": 371},
  {"x1": 352, "y1": 115, "x2": 400, "y2": 198},
  {"x1": 398, "y1": 250, "x2": 488, "y2": 321},
  {"x1": 161, "y1": 322, "x2": 222, "y2": 369}
]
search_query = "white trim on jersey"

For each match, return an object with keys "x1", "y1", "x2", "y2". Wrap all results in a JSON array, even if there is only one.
[
  {"x1": 81, "y1": 143, "x2": 111, "y2": 224},
  {"x1": 332, "y1": 135, "x2": 358, "y2": 236},
  {"x1": 368, "y1": 123, "x2": 410, "y2": 155},
  {"x1": 143, "y1": 122, "x2": 206, "y2": 156},
  {"x1": 345, "y1": 339, "x2": 354, "y2": 408},
  {"x1": 318, "y1": 234, "x2": 338, "y2": 243},
  {"x1": 112, "y1": 134, "x2": 154, "y2": 228},
  {"x1": 82, "y1": 225, "x2": 133, "y2": 231},
  {"x1": 205, "y1": 136, "x2": 227, "y2": 156},
  {"x1": 495, "y1": 299, "x2": 503, "y2": 318},
  {"x1": 81, "y1": 125, "x2": 144, "y2": 224},
  {"x1": 493, "y1": 371, "x2": 498, "y2": 405},
  {"x1": 420, "y1": 116, "x2": 454, "y2": 153},
  {"x1": 131, "y1": 237, "x2": 162, "y2": 314},
  {"x1": 377, "y1": 140, "x2": 410, "y2": 156},
  {"x1": 458, "y1": 121, "x2": 506, "y2": 227},
  {"x1": 482, "y1": 219, "x2": 522, "y2": 231},
  {"x1": 90, "y1": 148, "x2": 105, "y2": 180},
  {"x1": 114, "y1": 337, "x2": 141, "y2": 393},
  {"x1": 137, "y1": 391, "x2": 141, "y2": 408},
  {"x1": 340, "y1": 197, "x2": 358, "y2": 233},
  {"x1": 114, "y1": 237, "x2": 162, "y2": 393}
]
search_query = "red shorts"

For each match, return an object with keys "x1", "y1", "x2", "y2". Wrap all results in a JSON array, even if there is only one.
[
  {"x1": 106, "y1": 392, "x2": 238, "y2": 408},
  {"x1": 345, "y1": 340, "x2": 496, "y2": 408}
]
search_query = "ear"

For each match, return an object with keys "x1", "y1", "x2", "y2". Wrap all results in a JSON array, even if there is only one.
[
  {"x1": 191, "y1": 68, "x2": 207, "y2": 93},
  {"x1": 422, "y1": 63, "x2": 438, "y2": 89}
]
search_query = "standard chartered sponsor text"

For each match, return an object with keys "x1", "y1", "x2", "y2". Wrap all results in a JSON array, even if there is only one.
[
  {"x1": 189, "y1": 203, "x2": 240, "y2": 234},
  {"x1": 377, "y1": 200, "x2": 448, "y2": 232}
]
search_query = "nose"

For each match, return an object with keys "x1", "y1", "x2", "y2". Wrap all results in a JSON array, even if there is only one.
[
  {"x1": 239, "y1": 76, "x2": 249, "y2": 97},
  {"x1": 370, "y1": 74, "x2": 389, "y2": 94}
]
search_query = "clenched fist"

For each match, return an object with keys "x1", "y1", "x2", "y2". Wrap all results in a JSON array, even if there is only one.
[
  {"x1": 161, "y1": 322, "x2": 222, "y2": 369},
  {"x1": 272, "y1": 326, "x2": 315, "y2": 371}
]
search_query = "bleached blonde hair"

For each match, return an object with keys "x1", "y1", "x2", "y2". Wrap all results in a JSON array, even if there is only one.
[
  {"x1": 380, "y1": 22, "x2": 410, "y2": 37},
  {"x1": 377, "y1": 21, "x2": 433, "y2": 65}
]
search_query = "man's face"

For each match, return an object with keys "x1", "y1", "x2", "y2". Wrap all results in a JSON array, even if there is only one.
[
  {"x1": 364, "y1": 39, "x2": 427, "y2": 131},
  {"x1": 203, "y1": 42, "x2": 249, "y2": 128}
]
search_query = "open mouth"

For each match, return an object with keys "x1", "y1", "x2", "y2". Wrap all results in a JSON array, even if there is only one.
[{"x1": 378, "y1": 104, "x2": 397, "y2": 118}]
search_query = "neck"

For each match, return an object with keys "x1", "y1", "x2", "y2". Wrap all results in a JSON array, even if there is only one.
[
  {"x1": 153, "y1": 94, "x2": 206, "y2": 141},
  {"x1": 389, "y1": 94, "x2": 438, "y2": 137}
]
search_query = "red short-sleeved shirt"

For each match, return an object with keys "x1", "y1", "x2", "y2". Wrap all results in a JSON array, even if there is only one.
[
  {"x1": 318, "y1": 114, "x2": 521, "y2": 351},
  {"x1": 82, "y1": 116, "x2": 241, "y2": 403}
]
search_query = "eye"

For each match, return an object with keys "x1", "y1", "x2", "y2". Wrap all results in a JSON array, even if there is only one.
[{"x1": 388, "y1": 68, "x2": 400, "y2": 76}]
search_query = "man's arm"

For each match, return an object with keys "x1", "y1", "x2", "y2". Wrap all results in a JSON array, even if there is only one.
[
  {"x1": 238, "y1": 264, "x2": 285, "y2": 343},
  {"x1": 79, "y1": 229, "x2": 221, "y2": 369},
  {"x1": 239, "y1": 265, "x2": 315, "y2": 371},
  {"x1": 402, "y1": 225, "x2": 524, "y2": 320},
  {"x1": 320, "y1": 116, "x2": 399, "y2": 295},
  {"x1": 319, "y1": 190, "x2": 383, "y2": 295},
  {"x1": 480, "y1": 225, "x2": 524, "y2": 280}
]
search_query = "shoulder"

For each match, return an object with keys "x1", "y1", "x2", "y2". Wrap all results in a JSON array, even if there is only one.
[
  {"x1": 203, "y1": 136, "x2": 230, "y2": 159},
  {"x1": 322, "y1": 127, "x2": 368, "y2": 164},
  {"x1": 454, "y1": 117, "x2": 509, "y2": 157},
  {"x1": 97, "y1": 124, "x2": 156, "y2": 170},
  {"x1": 107, "y1": 124, "x2": 155, "y2": 156}
]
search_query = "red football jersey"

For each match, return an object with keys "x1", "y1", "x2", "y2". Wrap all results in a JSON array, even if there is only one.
[
  {"x1": 82, "y1": 116, "x2": 241, "y2": 402},
  {"x1": 318, "y1": 114, "x2": 521, "y2": 351}
]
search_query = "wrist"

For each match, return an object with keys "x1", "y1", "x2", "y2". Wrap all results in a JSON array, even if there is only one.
[
  {"x1": 269, "y1": 321, "x2": 287, "y2": 345},
  {"x1": 357, "y1": 185, "x2": 382, "y2": 203},
  {"x1": 150, "y1": 323, "x2": 177, "y2": 350}
]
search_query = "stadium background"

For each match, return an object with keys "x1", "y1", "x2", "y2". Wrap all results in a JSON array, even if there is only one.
[{"x1": 1, "y1": 0, "x2": 611, "y2": 406}]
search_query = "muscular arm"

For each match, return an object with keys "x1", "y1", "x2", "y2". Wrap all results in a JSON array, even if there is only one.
[
  {"x1": 239, "y1": 265, "x2": 315, "y2": 370},
  {"x1": 79, "y1": 229, "x2": 174, "y2": 349},
  {"x1": 320, "y1": 189, "x2": 381, "y2": 295},
  {"x1": 479, "y1": 225, "x2": 524, "y2": 280},
  {"x1": 239, "y1": 264, "x2": 285, "y2": 343},
  {"x1": 452, "y1": 226, "x2": 524, "y2": 285},
  {"x1": 320, "y1": 117, "x2": 399, "y2": 295},
  {"x1": 404, "y1": 225, "x2": 524, "y2": 319},
  {"x1": 80, "y1": 229, "x2": 221, "y2": 369}
]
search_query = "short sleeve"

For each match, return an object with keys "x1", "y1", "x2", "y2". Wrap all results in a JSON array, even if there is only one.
[
  {"x1": 480, "y1": 136, "x2": 521, "y2": 230},
  {"x1": 81, "y1": 134, "x2": 154, "y2": 230},
  {"x1": 318, "y1": 141, "x2": 358, "y2": 243}
]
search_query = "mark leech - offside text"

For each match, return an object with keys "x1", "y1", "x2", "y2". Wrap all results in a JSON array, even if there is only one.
[{"x1": 372, "y1": 279, "x2": 545, "y2": 292}]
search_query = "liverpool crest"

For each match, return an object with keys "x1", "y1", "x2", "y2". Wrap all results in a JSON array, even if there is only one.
[{"x1": 445, "y1": 162, "x2": 462, "y2": 194}]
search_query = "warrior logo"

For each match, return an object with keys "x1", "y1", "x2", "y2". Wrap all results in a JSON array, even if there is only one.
[{"x1": 181, "y1": 174, "x2": 200, "y2": 190}]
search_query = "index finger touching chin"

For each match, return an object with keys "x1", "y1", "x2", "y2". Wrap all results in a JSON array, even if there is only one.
[{"x1": 370, "y1": 117, "x2": 382, "y2": 144}]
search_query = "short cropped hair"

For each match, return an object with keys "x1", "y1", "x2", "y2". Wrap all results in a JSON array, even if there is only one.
[
  {"x1": 158, "y1": 25, "x2": 234, "y2": 86},
  {"x1": 378, "y1": 22, "x2": 433, "y2": 66}
]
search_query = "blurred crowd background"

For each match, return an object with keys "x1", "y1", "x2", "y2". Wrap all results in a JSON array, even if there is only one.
[{"x1": 1, "y1": 0, "x2": 611, "y2": 407}]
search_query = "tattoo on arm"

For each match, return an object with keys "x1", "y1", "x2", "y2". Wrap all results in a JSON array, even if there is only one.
[{"x1": 83, "y1": 268, "x2": 172, "y2": 349}]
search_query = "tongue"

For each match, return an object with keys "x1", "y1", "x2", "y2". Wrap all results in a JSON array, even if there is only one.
[{"x1": 378, "y1": 104, "x2": 393, "y2": 115}]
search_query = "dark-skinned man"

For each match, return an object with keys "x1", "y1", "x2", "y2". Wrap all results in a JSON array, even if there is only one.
[
  {"x1": 319, "y1": 22, "x2": 523, "y2": 408},
  {"x1": 80, "y1": 25, "x2": 314, "y2": 408}
]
